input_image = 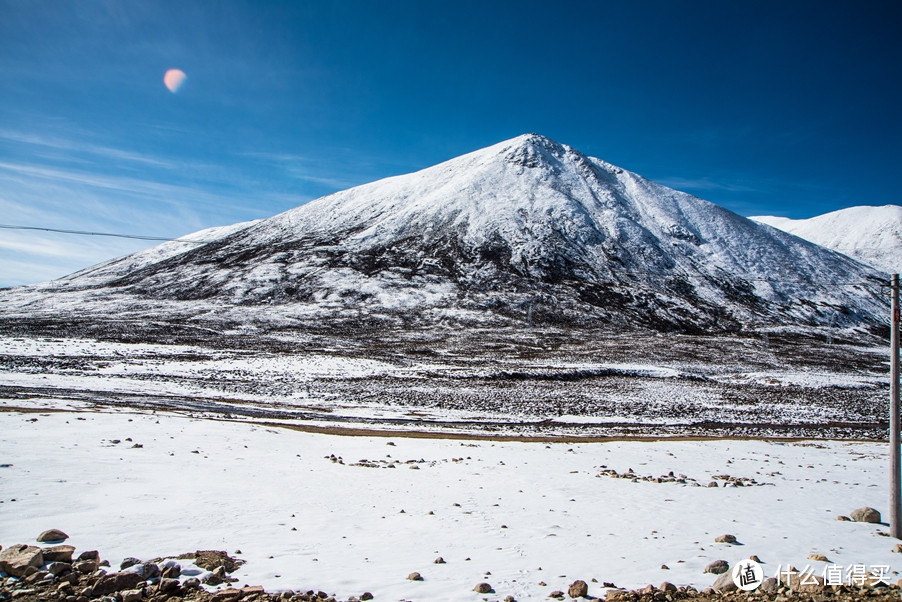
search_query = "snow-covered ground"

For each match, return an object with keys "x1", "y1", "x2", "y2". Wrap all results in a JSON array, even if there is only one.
[
  {"x1": 0, "y1": 333, "x2": 890, "y2": 440},
  {"x1": 1, "y1": 408, "x2": 898, "y2": 600}
]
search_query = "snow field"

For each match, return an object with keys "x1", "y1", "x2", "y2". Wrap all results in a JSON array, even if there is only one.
[{"x1": 0, "y1": 409, "x2": 898, "y2": 601}]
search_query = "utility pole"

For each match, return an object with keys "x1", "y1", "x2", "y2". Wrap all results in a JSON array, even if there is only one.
[{"x1": 891, "y1": 274, "x2": 900, "y2": 539}]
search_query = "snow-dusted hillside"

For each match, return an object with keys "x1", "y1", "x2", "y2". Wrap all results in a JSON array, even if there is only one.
[
  {"x1": 752, "y1": 205, "x2": 902, "y2": 276},
  {"x1": 0, "y1": 135, "x2": 888, "y2": 335}
]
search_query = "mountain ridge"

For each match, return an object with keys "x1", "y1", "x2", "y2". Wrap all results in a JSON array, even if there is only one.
[
  {"x1": 752, "y1": 205, "x2": 902, "y2": 275},
  {"x1": 0, "y1": 134, "x2": 889, "y2": 337}
]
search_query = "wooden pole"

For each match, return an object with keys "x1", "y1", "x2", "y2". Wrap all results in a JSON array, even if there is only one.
[{"x1": 891, "y1": 274, "x2": 900, "y2": 539}]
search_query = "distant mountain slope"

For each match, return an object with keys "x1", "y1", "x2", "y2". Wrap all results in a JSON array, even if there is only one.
[
  {"x1": 58, "y1": 220, "x2": 261, "y2": 286},
  {"x1": 752, "y1": 205, "x2": 902, "y2": 275},
  {"x1": 0, "y1": 134, "x2": 888, "y2": 336}
]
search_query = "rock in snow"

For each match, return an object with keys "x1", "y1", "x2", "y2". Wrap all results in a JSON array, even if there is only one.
[
  {"x1": 36, "y1": 529, "x2": 69, "y2": 543},
  {"x1": 850, "y1": 506, "x2": 882, "y2": 523},
  {"x1": 0, "y1": 544, "x2": 44, "y2": 578},
  {"x1": 0, "y1": 134, "x2": 888, "y2": 337}
]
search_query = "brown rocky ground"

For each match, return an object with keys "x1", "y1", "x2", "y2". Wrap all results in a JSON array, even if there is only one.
[{"x1": 2, "y1": 542, "x2": 900, "y2": 602}]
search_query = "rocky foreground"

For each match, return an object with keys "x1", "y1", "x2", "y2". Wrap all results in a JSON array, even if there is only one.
[{"x1": 2, "y1": 536, "x2": 902, "y2": 602}]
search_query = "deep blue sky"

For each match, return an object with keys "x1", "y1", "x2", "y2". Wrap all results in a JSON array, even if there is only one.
[{"x1": 1, "y1": 0, "x2": 899, "y2": 286}]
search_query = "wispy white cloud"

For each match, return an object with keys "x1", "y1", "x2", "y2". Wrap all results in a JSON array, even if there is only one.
[
  {"x1": 0, "y1": 129, "x2": 175, "y2": 168},
  {"x1": 655, "y1": 176, "x2": 757, "y2": 193}
]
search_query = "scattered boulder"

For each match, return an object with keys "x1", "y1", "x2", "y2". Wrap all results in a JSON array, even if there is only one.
[
  {"x1": 41, "y1": 545, "x2": 75, "y2": 563},
  {"x1": 407, "y1": 572, "x2": 423, "y2": 581},
  {"x1": 160, "y1": 560, "x2": 181, "y2": 579},
  {"x1": 120, "y1": 588, "x2": 144, "y2": 602},
  {"x1": 141, "y1": 562, "x2": 161, "y2": 581},
  {"x1": 212, "y1": 588, "x2": 242, "y2": 602},
  {"x1": 192, "y1": 550, "x2": 245, "y2": 573},
  {"x1": 714, "y1": 534, "x2": 736, "y2": 544},
  {"x1": 47, "y1": 561, "x2": 71, "y2": 576},
  {"x1": 360, "y1": 593, "x2": 373, "y2": 601},
  {"x1": 894, "y1": 543, "x2": 902, "y2": 553},
  {"x1": 0, "y1": 545, "x2": 44, "y2": 578},
  {"x1": 202, "y1": 571, "x2": 224, "y2": 586},
  {"x1": 759, "y1": 577, "x2": 779, "y2": 594},
  {"x1": 474, "y1": 582, "x2": 493, "y2": 593},
  {"x1": 91, "y1": 571, "x2": 144, "y2": 596},
  {"x1": 703, "y1": 559, "x2": 729, "y2": 575},
  {"x1": 659, "y1": 582, "x2": 677, "y2": 593},
  {"x1": 120, "y1": 557, "x2": 141, "y2": 570},
  {"x1": 158, "y1": 578, "x2": 180, "y2": 593},
  {"x1": 712, "y1": 571, "x2": 737, "y2": 593},
  {"x1": 76, "y1": 550, "x2": 100, "y2": 562},
  {"x1": 781, "y1": 571, "x2": 826, "y2": 593},
  {"x1": 851, "y1": 507, "x2": 881, "y2": 523},
  {"x1": 808, "y1": 553, "x2": 829, "y2": 562},
  {"x1": 567, "y1": 580, "x2": 588, "y2": 598},
  {"x1": 749, "y1": 555, "x2": 762, "y2": 563},
  {"x1": 837, "y1": 515, "x2": 852, "y2": 521},
  {"x1": 36, "y1": 529, "x2": 69, "y2": 543},
  {"x1": 548, "y1": 591, "x2": 564, "y2": 599},
  {"x1": 433, "y1": 557, "x2": 445, "y2": 564}
]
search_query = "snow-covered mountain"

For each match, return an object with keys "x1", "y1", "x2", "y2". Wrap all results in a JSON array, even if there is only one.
[
  {"x1": 752, "y1": 205, "x2": 902, "y2": 275},
  {"x1": 0, "y1": 134, "x2": 888, "y2": 335}
]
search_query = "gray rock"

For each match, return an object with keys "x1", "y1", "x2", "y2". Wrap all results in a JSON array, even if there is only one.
[
  {"x1": 76, "y1": 551, "x2": 99, "y2": 562},
  {"x1": 474, "y1": 582, "x2": 493, "y2": 593},
  {"x1": 714, "y1": 534, "x2": 737, "y2": 544},
  {"x1": 182, "y1": 578, "x2": 201, "y2": 589},
  {"x1": 158, "y1": 578, "x2": 180, "y2": 593},
  {"x1": 160, "y1": 561, "x2": 181, "y2": 579},
  {"x1": 712, "y1": 571, "x2": 737, "y2": 593},
  {"x1": 47, "y1": 562, "x2": 72, "y2": 576},
  {"x1": 211, "y1": 588, "x2": 242, "y2": 602},
  {"x1": 120, "y1": 558, "x2": 141, "y2": 570},
  {"x1": 120, "y1": 588, "x2": 144, "y2": 602},
  {"x1": 407, "y1": 572, "x2": 423, "y2": 581},
  {"x1": 0, "y1": 545, "x2": 44, "y2": 578},
  {"x1": 42, "y1": 545, "x2": 75, "y2": 563},
  {"x1": 202, "y1": 572, "x2": 223, "y2": 586},
  {"x1": 140, "y1": 562, "x2": 161, "y2": 582},
  {"x1": 92, "y1": 572, "x2": 144, "y2": 596},
  {"x1": 703, "y1": 559, "x2": 729, "y2": 575},
  {"x1": 851, "y1": 507, "x2": 881, "y2": 523},
  {"x1": 72, "y1": 561, "x2": 97, "y2": 574},
  {"x1": 360, "y1": 593, "x2": 373, "y2": 601},
  {"x1": 567, "y1": 580, "x2": 588, "y2": 598},
  {"x1": 759, "y1": 577, "x2": 778, "y2": 594},
  {"x1": 36, "y1": 529, "x2": 69, "y2": 543}
]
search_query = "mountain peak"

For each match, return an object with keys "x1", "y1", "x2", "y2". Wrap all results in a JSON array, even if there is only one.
[{"x1": 501, "y1": 133, "x2": 571, "y2": 169}]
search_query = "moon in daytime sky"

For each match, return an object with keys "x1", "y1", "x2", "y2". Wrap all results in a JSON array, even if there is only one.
[{"x1": 163, "y1": 69, "x2": 187, "y2": 93}]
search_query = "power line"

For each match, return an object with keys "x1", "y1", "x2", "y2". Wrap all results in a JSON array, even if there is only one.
[
  {"x1": 0, "y1": 224, "x2": 211, "y2": 244},
  {"x1": 0, "y1": 223, "x2": 890, "y2": 290}
]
